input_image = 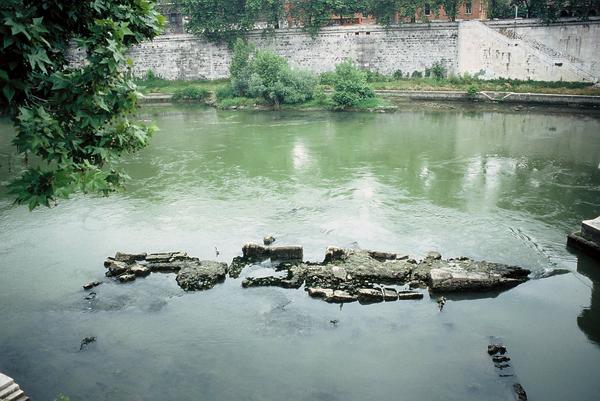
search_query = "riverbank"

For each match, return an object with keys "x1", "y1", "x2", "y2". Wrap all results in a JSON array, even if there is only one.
[
  {"x1": 136, "y1": 75, "x2": 600, "y2": 110},
  {"x1": 140, "y1": 89, "x2": 600, "y2": 110}
]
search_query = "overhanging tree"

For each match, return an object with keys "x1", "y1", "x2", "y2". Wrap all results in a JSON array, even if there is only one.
[
  {"x1": 0, "y1": 0, "x2": 164, "y2": 209},
  {"x1": 182, "y1": 0, "x2": 283, "y2": 44}
]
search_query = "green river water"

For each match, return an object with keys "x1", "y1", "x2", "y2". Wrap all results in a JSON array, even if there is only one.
[{"x1": 0, "y1": 105, "x2": 599, "y2": 401}]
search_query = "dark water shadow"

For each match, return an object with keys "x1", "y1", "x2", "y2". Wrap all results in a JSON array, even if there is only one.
[
  {"x1": 576, "y1": 253, "x2": 600, "y2": 346},
  {"x1": 428, "y1": 282, "x2": 524, "y2": 302}
]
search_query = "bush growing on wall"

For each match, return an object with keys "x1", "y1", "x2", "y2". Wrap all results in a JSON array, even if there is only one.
[
  {"x1": 331, "y1": 60, "x2": 375, "y2": 110},
  {"x1": 430, "y1": 62, "x2": 446, "y2": 79}
]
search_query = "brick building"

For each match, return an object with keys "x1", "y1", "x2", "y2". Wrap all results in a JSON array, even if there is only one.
[{"x1": 420, "y1": 0, "x2": 487, "y2": 21}]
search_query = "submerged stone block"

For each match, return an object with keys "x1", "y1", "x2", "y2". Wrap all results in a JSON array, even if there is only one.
[
  {"x1": 582, "y1": 217, "x2": 600, "y2": 245},
  {"x1": 567, "y1": 216, "x2": 600, "y2": 259},
  {"x1": 242, "y1": 243, "x2": 303, "y2": 261},
  {"x1": 175, "y1": 261, "x2": 228, "y2": 291}
]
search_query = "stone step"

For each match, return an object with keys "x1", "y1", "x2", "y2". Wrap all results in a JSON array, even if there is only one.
[
  {"x1": 0, "y1": 383, "x2": 20, "y2": 400},
  {"x1": 5, "y1": 388, "x2": 25, "y2": 401},
  {"x1": 0, "y1": 374, "x2": 15, "y2": 392}
]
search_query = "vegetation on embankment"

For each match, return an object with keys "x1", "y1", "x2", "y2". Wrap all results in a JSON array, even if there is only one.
[
  {"x1": 136, "y1": 72, "x2": 600, "y2": 100},
  {"x1": 135, "y1": 44, "x2": 600, "y2": 110},
  {"x1": 137, "y1": 40, "x2": 394, "y2": 111}
]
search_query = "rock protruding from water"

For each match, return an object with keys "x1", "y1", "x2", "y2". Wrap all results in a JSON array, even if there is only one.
[
  {"x1": 176, "y1": 261, "x2": 228, "y2": 291},
  {"x1": 104, "y1": 252, "x2": 228, "y2": 291},
  {"x1": 239, "y1": 247, "x2": 529, "y2": 303},
  {"x1": 242, "y1": 243, "x2": 303, "y2": 261},
  {"x1": 100, "y1": 244, "x2": 531, "y2": 303},
  {"x1": 427, "y1": 258, "x2": 529, "y2": 292},
  {"x1": 83, "y1": 281, "x2": 102, "y2": 290},
  {"x1": 567, "y1": 216, "x2": 600, "y2": 258},
  {"x1": 488, "y1": 342, "x2": 527, "y2": 400}
]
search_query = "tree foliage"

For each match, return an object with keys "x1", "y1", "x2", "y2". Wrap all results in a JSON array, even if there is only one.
[
  {"x1": 181, "y1": 0, "x2": 599, "y2": 41},
  {"x1": 0, "y1": 0, "x2": 164, "y2": 209},
  {"x1": 182, "y1": 0, "x2": 283, "y2": 44},
  {"x1": 510, "y1": 0, "x2": 599, "y2": 21}
]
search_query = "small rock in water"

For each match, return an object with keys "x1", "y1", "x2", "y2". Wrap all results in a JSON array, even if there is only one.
[
  {"x1": 114, "y1": 252, "x2": 147, "y2": 263},
  {"x1": 437, "y1": 296, "x2": 446, "y2": 311},
  {"x1": 426, "y1": 251, "x2": 442, "y2": 260},
  {"x1": 330, "y1": 319, "x2": 339, "y2": 326},
  {"x1": 397, "y1": 290, "x2": 424, "y2": 300},
  {"x1": 263, "y1": 235, "x2": 276, "y2": 246},
  {"x1": 80, "y1": 336, "x2": 96, "y2": 351},
  {"x1": 214, "y1": 246, "x2": 220, "y2": 257},
  {"x1": 307, "y1": 287, "x2": 334, "y2": 299},
  {"x1": 382, "y1": 288, "x2": 398, "y2": 301},
  {"x1": 327, "y1": 290, "x2": 358, "y2": 304},
  {"x1": 513, "y1": 383, "x2": 528, "y2": 401},
  {"x1": 118, "y1": 274, "x2": 136, "y2": 283},
  {"x1": 84, "y1": 291, "x2": 96, "y2": 301},
  {"x1": 493, "y1": 355, "x2": 511, "y2": 364},
  {"x1": 129, "y1": 264, "x2": 150, "y2": 277},
  {"x1": 488, "y1": 344, "x2": 507, "y2": 355},
  {"x1": 83, "y1": 281, "x2": 101, "y2": 290}
]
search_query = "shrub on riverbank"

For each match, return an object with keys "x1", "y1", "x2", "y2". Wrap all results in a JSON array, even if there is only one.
[
  {"x1": 172, "y1": 87, "x2": 210, "y2": 102},
  {"x1": 225, "y1": 39, "x2": 317, "y2": 107},
  {"x1": 331, "y1": 60, "x2": 376, "y2": 110}
]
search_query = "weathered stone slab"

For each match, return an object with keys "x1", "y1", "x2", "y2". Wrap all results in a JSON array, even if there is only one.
[
  {"x1": 104, "y1": 260, "x2": 129, "y2": 277},
  {"x1": 145, "y1": 259, "x2": 200, "y2": 272},
  {"x1": 307, "y1": 287, "x2": 334, "y2": 299},
  {"x1": 118, "y1": 274, "x2": 136, "y2": 283},
  {"x1": 175, "y1": 261, "x2": 228, "y2": 291},
  {"x1": 114, "y1": 252, "x2": 147, "y2": 263},
  {"x1": 242, "y1": 275, "x2": 303, "y2": 289},
  {"x1": 582, "y1": 217, "x2": 600, "y2": 244},
  {"x1": 83, "y1": 281, "x2": 102, "y2": 290},
  {"x1": 145, "y1": 252, "x2": 188, "y2": 263},
  {"x1": 428, "y1": 258, "x2": 529, "y2": 292},
  {"x1": 368, "y1": 250, "x2": 408, "y2": 261},
  {"x1": 397, "y1": 291, "x2": 424, "y2": 300},
  {"x1": 382, "y1": 288, "x2": 398, "y2": 301},
  {"x1": 242, "y1": 243, "x2": 303, "y2": 261},
  {"x1": 567, "y1": 231, "x2": 600, "y2": 258},
  {"x1": 130, "y1": 264, "x2": 150, "y2": 277},
  {"x1": 357, "y1": 288, "x2": 384, "y2": 303},
  {"x1": 326, "y1": 290, "x2": 358, "y2": 303},
  {"x1": 568, "y1": 217, "x2": 600, "y2": 259},
  {"x1": 269, "y1": 245, "x2": 303, "y2": 260}
]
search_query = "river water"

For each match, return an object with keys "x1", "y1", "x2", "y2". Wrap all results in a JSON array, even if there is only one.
[{"x1": 0, "y1": 105, "x2": 599, "y2": 401}]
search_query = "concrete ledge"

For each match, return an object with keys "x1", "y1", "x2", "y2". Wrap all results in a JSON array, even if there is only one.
[
  {"x1": 140, "y1": 90, "x2": 600, "y2": 107},
  {"x1": 582, "y1": 217, "x2": 600, "y2": 244},
  {"x1": 378, "y1": 90, "x2": 600, "y2": 106},
  {"x1": 567, "y1": 232, "x2": 600, "y2": 258}
]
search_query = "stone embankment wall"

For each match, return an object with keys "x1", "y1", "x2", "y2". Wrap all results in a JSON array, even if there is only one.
[
  {"x1": 128, "y1": 18, "x2": 600, "y2": 82},
  {"x1": 128, "y1": 23, "x2": 459, "y2": 80},
  {"x1": 487, "y1": 18, "x2": 600, "y2": 81}
]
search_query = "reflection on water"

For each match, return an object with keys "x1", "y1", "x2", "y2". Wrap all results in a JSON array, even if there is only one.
[
  {"x1": 1, "y1": 106, "x2": 600, "y2": 401},
  {"x1": 577, "y1": 254, "x2": 600, "y2": 346}
]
